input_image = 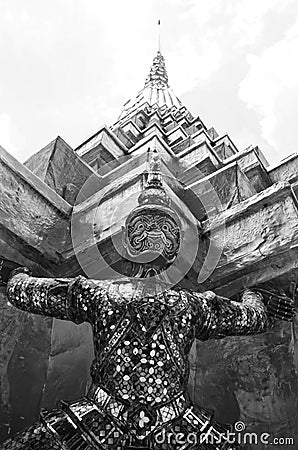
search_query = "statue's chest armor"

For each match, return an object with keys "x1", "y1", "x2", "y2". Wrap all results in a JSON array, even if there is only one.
[
  {"x1": 93, "y1": 283, "x2": 196, "y2": 364},
  {"x1": 99, "y1": 283, "x2": 192, "y2": 328}
]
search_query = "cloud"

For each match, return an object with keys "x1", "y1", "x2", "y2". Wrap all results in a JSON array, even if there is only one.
[
  {"x1": 228, "y1": 0, "x2": 295, "y2": 47},
  {"x1": 167, "y1": 0, "x2": 296, "y2": 49},
  {"x1": 78, "y1": 0, "x2": 158, "y2": 98},
  {"x1": 0, "y1": 0, "x2": 297, "y2": 165},
  {"x1": 84, "y1": 95, "x2": 120, "y2": 126},
  {"x1": 176, "y1": 0, "x2": 223, "y2": 27},
  {"x1": 239, "y1": 20, "x2": 298, "y2": 154},
  {"x1": 161, "y1": 0, "x2": 296, "y2": 99},
  {"x1": 167, "y1": 35, "x2": 222, "y2": 95}
]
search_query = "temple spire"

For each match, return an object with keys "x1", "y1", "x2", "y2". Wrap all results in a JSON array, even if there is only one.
[
  {"x1": 144, "y1": 51, "x2": 169, "y2": 89},
  {"x1": 114, "y1": 28, "x2": 183, "y2": 123}
]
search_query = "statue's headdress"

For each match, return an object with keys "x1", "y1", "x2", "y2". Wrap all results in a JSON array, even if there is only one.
[{"x1": 122, "y1": 149, "x2": 181, "y2": 277}]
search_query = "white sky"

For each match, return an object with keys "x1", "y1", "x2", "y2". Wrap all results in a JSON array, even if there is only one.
[{"x1": 1, "y1": 0, "x2": 298, "y2": 166}]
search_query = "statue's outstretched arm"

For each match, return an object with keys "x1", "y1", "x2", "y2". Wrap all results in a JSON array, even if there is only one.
[
  {"x1": 6, "y1": 267, "x2": 105, "y2": 324},
  {"x1": 195, "y1": 288, "x2": 295, "y2": 341}
]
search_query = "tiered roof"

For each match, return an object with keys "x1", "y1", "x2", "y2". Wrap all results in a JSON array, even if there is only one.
[{"x1": 6, "y1": 46, "x2": 297, "y2": 295}]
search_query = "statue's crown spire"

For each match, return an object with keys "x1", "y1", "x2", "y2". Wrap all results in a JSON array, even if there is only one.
[
  {"x1": 144, "y1": 51, "x2": 169, "y2": 89},
  {"x1": 138, "y1": 148, "x2": 170, "y2": 207}
]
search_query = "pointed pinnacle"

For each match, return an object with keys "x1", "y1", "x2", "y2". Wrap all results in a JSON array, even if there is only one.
[{"x1": 144, "y1": 51, "x2": 169, "y2": 89}]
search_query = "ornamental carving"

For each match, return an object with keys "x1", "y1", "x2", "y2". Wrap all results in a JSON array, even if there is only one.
[{"x1": 123, "y1": 205, "x2": 181, "y2": 264}]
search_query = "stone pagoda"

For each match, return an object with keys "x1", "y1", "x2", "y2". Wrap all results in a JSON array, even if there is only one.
[{"x1": 0, "y1": 50, "x2": 297, "y2": 447}]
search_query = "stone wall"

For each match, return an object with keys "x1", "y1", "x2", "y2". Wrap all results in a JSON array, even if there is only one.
[
  {"x1": 0, "y1": 288, "x2": 51, "y2": 441},
  {"x1": 0, "y1": 287, "x2": 94, "y2": 443},
  {"x1": 189, "y1": 320, "x2": 298, "y2": 449}
]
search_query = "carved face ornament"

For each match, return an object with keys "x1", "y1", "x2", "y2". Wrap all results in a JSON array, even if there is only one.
[{"x1": 124, "y1": 205, "x2": 181, "y2": 263}]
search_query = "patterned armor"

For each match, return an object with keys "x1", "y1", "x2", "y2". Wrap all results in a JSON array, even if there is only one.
[{"x1": 1, "y1": 269, "x2": 274, "y2": 449}]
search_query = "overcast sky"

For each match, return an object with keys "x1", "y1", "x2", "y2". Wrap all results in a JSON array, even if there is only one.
[{"x1": 1, "y1": 0, "x2": 298, "y2": 166}]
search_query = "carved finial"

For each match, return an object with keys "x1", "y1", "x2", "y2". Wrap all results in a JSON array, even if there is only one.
[
  {"x1": 147, "y1": 148, "x2": 162, "y2": 185},
  {"x1": 138, "y1": 149, "x2": 170, "y2": 207},
  {"x1": 144, "y1": 51, "x2": 169, "y2": 89}
]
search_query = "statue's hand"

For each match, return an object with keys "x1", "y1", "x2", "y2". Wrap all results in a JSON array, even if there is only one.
[
  {"x1": 0, "y1": 259, "x2": 31, "y2": 286},
  {"x1": 257, "y1": 288, "x2": 296, "y2": 321}
]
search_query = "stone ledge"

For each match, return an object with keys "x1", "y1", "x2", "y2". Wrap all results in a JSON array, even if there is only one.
[{"x1": 0, "y1": 145, "x2": 71, "y2": 216}]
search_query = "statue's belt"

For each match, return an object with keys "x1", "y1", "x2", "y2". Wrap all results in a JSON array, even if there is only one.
[{"x1": 40, "y1": 385, "x2": 214, "y2": 449}]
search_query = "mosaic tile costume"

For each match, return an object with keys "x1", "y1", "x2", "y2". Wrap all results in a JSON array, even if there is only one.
[
  {"x1": 1, "y1": 152, "x2": 295, "y2": 449},
  {"x1": 2, "y1": 269, "x2": 280, "y2": 450}
]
